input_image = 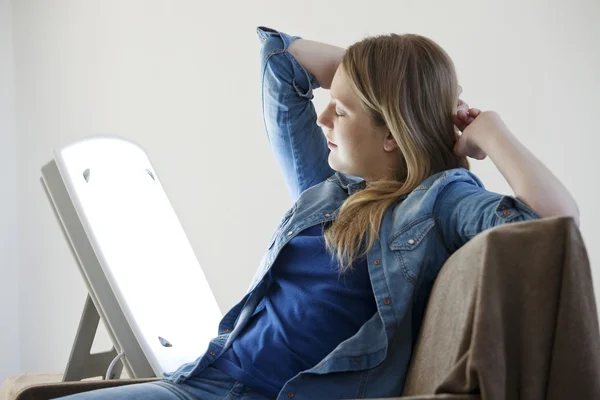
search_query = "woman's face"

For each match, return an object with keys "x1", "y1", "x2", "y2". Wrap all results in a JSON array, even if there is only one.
[{"x1": 317, "y1": 66, "x2": 398, "y2": 182}]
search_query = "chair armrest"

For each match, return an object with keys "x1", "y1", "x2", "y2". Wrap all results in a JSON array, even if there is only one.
[
  {"x1": 14, "y1": 378, "x2": 160, "y2": 400},
  {"x1": 356, "y1": 395, "x2": 479, "y2": 400}
]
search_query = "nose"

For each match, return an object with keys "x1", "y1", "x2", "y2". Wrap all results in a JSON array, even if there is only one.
[{"x1": 317, "y1": 109, "x2": 333, "y2": 130}]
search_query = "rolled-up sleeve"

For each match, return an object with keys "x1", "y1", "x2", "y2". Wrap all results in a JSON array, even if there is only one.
[
  {"x1": 434, "y1": 179, "x2": 542, "y2": 252},
  {"x1": 256, "y1": 26, "x2": 334, "y2": 202}
]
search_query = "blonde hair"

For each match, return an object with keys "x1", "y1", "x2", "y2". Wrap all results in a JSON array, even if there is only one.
[{"x1": 324, "y1": 32, "x2": 470, "y2": 273}]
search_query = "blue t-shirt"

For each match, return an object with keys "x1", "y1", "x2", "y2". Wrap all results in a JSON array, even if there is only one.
[{"x1": 212, "y1": 224, "x2": 377, "y2": 398}]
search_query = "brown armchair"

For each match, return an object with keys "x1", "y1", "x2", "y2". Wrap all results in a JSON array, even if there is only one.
[{"x1": 4, "y1": 216, "x2": 599, "y2": 400}]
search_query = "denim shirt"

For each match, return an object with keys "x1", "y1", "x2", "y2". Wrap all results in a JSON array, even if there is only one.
[{"x1": 162, "y1": 26, "x2": 541, "y2": 399}]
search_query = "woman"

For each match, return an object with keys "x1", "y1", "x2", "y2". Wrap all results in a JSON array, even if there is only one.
[{"x1": 57, "y1": 26, "x2": 579, "y2": 400}]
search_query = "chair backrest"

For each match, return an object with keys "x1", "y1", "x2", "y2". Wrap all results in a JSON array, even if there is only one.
[
  {"x1": 41, "y1": 135, "x2": 223, "y2": 378},
  {"x1": 402, "y1": 216, "x2": 600, "y2": 398}
]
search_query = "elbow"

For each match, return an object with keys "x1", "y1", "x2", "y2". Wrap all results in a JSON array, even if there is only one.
[
  {"x1": 536, "y1": 208, "x2": 580, "y2": 228},
  {"x1": 539, "y1": 201, "x2": 581, "y2": 228},
  {"x1": 560, "y1": 208, "x2": 580, "y2": 228},
  {"x1": 572, "y1": 212, "x2": 581, "y2": 228},
  {"x1": 571, "y1": 202, "x2": 581, "y2": 228},
  {"x1": 517, "y1": 195, "x2": 580, "y2": 227},
  {"x1": 564, "y1": 214, "x2": 581, "y2": 228}
]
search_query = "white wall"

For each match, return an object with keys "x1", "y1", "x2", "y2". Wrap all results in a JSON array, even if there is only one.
[
  {"x1": 7, "y1": 0, "x2": 600, "y2": 375},
  {"x1": 0, "y1": 0, "x2": 20, "y2": 383}
]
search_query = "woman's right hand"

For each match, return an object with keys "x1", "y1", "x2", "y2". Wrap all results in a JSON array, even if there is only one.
[{"x1": 454, "y1": 98, "x2": 481, "y2": 132}]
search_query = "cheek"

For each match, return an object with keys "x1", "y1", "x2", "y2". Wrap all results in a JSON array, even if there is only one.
[
  {"x1": 336, "y1": 135, "x2": 364, "y2": 165},
  {"x1": 335, "y1": 120, "x2": 369, "y2": 150},
  {"x1": 346, "y1": 130, "x2": 381, "y2": 163},
  {"x1": 342, "y1": 127, "x2": 368, "y2": 151},
  {"x1": 336, "y1": 123, "x2": 358, "y2": 145}
]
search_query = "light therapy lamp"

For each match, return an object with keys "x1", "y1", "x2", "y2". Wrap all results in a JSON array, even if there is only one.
[{"x1": 40, "y1": 135, "x2": 223, "y2": 381}]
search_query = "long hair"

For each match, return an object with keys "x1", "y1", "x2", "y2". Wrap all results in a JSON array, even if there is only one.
[{"x1": 324, "y1": 32, "x2": 470, "y2": 273}]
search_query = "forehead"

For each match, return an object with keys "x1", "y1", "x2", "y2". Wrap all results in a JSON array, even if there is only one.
[
  {"x1": 330, "y1": 65, "x2": 347, "y2": 93},
  {"x1": 330, "y1": 66, "x2": 354, "y2": 107}
]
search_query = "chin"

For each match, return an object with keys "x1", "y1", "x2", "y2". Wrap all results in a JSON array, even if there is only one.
[
  {"x1": 328, "y1": 163, "x2": 350, "y2": 177},
  {"x1": 328, "y1": 154, "x2": 356, "y2": 177},
  {"x1": 327, "y1": 156, "x2": 342, "y2": 174}
]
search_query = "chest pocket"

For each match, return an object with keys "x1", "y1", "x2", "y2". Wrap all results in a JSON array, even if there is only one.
[
  {"x1": 268, "y1": 205, "x2": 296, "y2": 249},
  {"x1": 389, "y1": 217, "x2": 435, "y2": 284}
]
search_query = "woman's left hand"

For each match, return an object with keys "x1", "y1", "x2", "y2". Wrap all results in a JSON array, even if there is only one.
[{"x1": 453, "y1": 98, "x2": 487, "y2": 160}]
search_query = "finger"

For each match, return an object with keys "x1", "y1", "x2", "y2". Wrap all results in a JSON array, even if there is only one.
[
  {"x1": 462, "y1": 114, "x2": 473, "y2": 125},
  {"x1": 458, "y1": 116, "x2": 476, "y2": 131},
  {"x1": 468, "y1": 108, "x2": 481, "y2": 117}
]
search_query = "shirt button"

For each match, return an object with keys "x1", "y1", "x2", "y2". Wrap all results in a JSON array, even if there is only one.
[
  {"x1": 223, "y1": 328, "x2": 229, "y2": 332},
  {"x1": 288, "y1": 392, "x2": 295, "y2": 398},
  {"x1": 374, "y1": 259, "x2": 381, "y2": 265},
  {"x1": 503, "y1": 210, "x2": 511, "y2": 217},
  {"x1": 287, "y1": 231, "x2": 294, "y2": 236},
  {"x1": 384, "y1": 298, "x2": 391, "y2": 305},
  {"x1": 209, "y1": 351, "x2": 215, "y2": 356},
  {"x1": 408, "y1": 239, "x2": 415, "y2": 245},
  {"x1": 324, "y1": 213, "x2": 331, "y2": 217}
]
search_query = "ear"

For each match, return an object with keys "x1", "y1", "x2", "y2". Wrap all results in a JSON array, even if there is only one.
[{"x1": 383, "y1": 131, "x2": 399, "y2": 152}]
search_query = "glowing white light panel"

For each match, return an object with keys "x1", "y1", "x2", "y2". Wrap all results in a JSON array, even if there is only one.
[{"x1": 55, "y1": 136, "x2": 223, "y2": 376}]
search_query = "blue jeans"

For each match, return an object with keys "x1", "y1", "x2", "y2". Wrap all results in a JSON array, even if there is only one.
[{"x1": 52, "y1": 365, "x2": 273, "y2": 400}]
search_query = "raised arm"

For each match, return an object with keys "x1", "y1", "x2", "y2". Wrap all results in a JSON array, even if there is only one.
[
  {"x1": 435, "y1": 106, "x2": 580, "y2": 252},
  {"x1": 287, "y1": 38, "x2": 345, "y2": 90},
  {"x1": 256, "y1": 26, "x2": 343, "y2": 202},
  {"x1": 454, "y1": 109, "x2": 581, "y2": 227}
]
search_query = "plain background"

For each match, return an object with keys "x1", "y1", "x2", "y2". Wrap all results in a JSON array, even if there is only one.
[{"x1": 1, "y1": 0, "x2": 599, "y2": 383}]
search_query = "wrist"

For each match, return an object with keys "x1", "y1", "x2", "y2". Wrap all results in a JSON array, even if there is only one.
[
  {"x1": 478, "y1": 128, "x2": 510, "y2": 155},
  {"x1": 475, "y1": 113, "x2": 515, "y2": 155}
]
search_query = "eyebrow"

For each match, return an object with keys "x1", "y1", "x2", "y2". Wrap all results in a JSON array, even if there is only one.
[{"x1": 330, "y1": 95, "x2": 349, "y2": 109}]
